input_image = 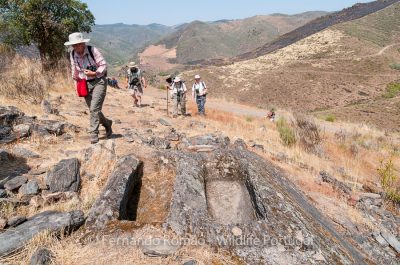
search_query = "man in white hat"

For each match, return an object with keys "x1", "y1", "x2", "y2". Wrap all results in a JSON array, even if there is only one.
[
  {"x1": 170, "y1": 77, "x2": 187, "y2": 117},
  {"x1": 125, "y1": 62, "x2": 146, "y2": 107},
  {"x1": 65, "y1": 32, "x2": 112, "y2": 144},
  {"x1": 192, "y1": 74, "x2": 208, "y2": 116}
]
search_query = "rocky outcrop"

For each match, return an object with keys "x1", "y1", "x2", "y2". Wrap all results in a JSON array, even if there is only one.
[
  {"x1": 0, "y1": 210, "x2": 84, "y2": 256},
  {"x1": 0, "y1": 105, "x2": 79, "y2": 144},
  {"x1": 86, "y1": 154, "x2": 143, "y2": 229},
  {"x1": 165, "y1": 135, "x2": 368, "y2": 264},
  {"x1": 45, "y1": 159, "x2": 80, "y2": 193}
]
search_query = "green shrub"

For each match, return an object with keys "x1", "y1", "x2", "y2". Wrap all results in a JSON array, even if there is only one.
[
  {"x1": 325, "y1": 114, "x2": 336, "y2": 122},
  {"x1": 377, "y1": 158, "x2": 400, "y2": 204},
  {"x1": 158, "y1": 84, "x2": 167, "y2": 90},
  {"x1": 276, "y1": 117, "x2": 296, "y2": 147},
  {"x1": 390, "y1": 63, "x2": 400, "y2": 70},
  {"x1": 384, "y1": 83, "x2": 400, "y2": 98},
  {"x1": 158, "y1": 72, "x2": 170, "y2": 77},
  {"x1": 245, "y1": 116, "x2": 253, "y2": 122}
]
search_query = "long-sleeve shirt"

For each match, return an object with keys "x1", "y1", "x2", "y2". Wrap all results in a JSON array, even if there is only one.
[{"x1": 70, "y1": 46, "x2": 107, "y2": 81}]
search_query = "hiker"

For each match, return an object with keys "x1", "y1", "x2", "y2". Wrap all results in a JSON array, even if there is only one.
[
  {"x1": 65, "y1": 32, "x2": 112, "y2": 144},
  {"x1": 108, "y1": 77, "x2": 119, "y2": 88},
  {"x1": 192, "y1": 74, "x2": 208, "y2": 116},
  {"x1": 170, "y1": 77, "x2": 187, "y2": 118},
  {"x1": 267, "y1": 108, "x2": 276, "y2": 122},
  {"x1": 126, "y1": 62, "x2": 147, "y2": 107}
]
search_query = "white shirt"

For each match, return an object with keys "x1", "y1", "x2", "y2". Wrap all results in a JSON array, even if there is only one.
[
  {"x1": 192, "y1": 81, "x2": 207, "y2": 96},
  {"x1": 171, "y1": 82, "x2": 187, "y2": 94}
]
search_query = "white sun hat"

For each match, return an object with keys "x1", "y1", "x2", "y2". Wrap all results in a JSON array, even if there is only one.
[
  {"x1": 174, "y1": 77, "x2": 181, "y2": 82},
  {"x1": 128, "y1": 62, "x2": 137, "y2": 68},
  {"x1": 64, "y1": 32, "x2": 90, "y2": 46},
  {"x1": 194, "y1": 74, "x2": 201, "y2": 79}
]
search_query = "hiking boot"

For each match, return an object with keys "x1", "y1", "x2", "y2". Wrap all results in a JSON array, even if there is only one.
[
  {"x1": 104, "y1": 120, "x2": 113, "y2": 138},
  {"x1": 90, "y1": 134, "x2": 99, "y2": 144}
]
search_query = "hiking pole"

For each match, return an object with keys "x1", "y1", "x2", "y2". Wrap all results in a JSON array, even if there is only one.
[{"x1": 166, "y1": 87, "x2": 169, "y2": 117}]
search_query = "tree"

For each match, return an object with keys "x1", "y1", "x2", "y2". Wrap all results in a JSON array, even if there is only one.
[{"x1": 0, "y1": 0, "x2": 95, "y2": 70}]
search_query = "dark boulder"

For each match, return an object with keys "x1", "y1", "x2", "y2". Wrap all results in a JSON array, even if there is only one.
[
  {"x1": 86, "y1": 154, "x2": 142, "y2": 229},
  {"x1": 4, "y1": 176, "x2": 28, "y2": 191},
  {"x1": 30, "y1": 248, "x2": 54, "y2": 265},
  {"x1": 45, "y1": 159, "x2": 80, "y2": 193},
  {"x1": 0, "y1": 106, "x2": 24, "y2": 126},
  {"x1": 0, "y1": 210, "x2": 84, "y2": 256},
  {"x1": 19, "y1": 180, "x2": 40, "y2": 196},
  {"x1": 13, "y1": 147, "x2": 40, "y2": 159}
]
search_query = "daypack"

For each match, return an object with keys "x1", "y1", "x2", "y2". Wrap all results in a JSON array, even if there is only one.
[{"x1": 128, "y1": 69, "x2": 142, "y2": 87}]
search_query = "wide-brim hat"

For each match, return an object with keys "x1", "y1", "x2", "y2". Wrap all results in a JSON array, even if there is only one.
[
  {"x1": 128, "y1": 62, "x2": 138, "y2": 68},
  {"x1": 174, "y1": 77, "x2": 181, "y2": 82},
  {"x1": 194, "y1": 74, "x2": 201, "y2": 79},
  {"x1": 64, "y1": 32, "x2": 90, "y2": 46}
]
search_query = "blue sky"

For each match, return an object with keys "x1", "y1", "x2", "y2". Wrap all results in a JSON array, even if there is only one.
[{"x1": 83, "y1": 0, "x2": 372, "y2": 26}]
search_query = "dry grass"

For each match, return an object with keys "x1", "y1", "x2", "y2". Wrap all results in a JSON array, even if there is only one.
[
  {"x1": 0, "y1": 54, "x2": 72, "y2": 106},
  {"x1": 0, "y1": 226, "x2": 243, "y2": 265}
]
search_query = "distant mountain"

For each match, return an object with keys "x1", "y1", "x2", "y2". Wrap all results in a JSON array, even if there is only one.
[
  {"x1": 184, "y1": 1, "x2": 400, "y2": 131},
  {"x1": 232, "y1": 0, "x2": 400, "y2": 62},
  {"x1": 88, "y1": 23, "x2": 174, "y2": 66},
  {"x1": 149, "y1": 11, "x2": 328, "y2": 65}
]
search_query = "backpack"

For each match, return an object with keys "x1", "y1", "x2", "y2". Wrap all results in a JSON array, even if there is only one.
[{"x1": 128, "y1": 69, "x2": 142, "y2": 86}]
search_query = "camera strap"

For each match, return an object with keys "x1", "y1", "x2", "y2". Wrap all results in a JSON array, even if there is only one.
[{"x1": 72, "y1": 46, "x2": 96, "y2": 70}]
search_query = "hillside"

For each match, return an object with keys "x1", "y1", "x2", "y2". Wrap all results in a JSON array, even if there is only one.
[
  {"x1": 139, "y1": 11, "x2": 327, "y2": 68},
  {"x1": 183, "y1": 1, "x2": 400, "y2": 131},
  {"x1": 233, "y1": 0, "x2": 400, "y2": 62},
  {"x1": 88, "y1": 23, "x2": 174, "y2": 66},
  {"x1": 0, "y1": 59, "x2": 399, "y2": 263}
]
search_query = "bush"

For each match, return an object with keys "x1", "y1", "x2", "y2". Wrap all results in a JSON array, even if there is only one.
[
  {"x1": 389, "y1": 63, "x2": 400, "y2": 70},
  {"x1": 158, "y1": 72, "x2": 170, "y2": 77},
  {"x1": 245, "y1": 116, "x2": 253, "y2": 122},
  {"x1": 377, "y1": 158, "x2": 400, "y2": 204},
  {"x1": 276, "y1": 117, "x2": 296, "y2": 147},
  {"x1": 383, "y1": 83, "x2": 400, "y2": 98},
  {"x1": 325, "y1": 114, "x2": 336, "y2": 122},
  {"x1": 295, "y1": 114, "x2": 323, "y2": 156},
  {"x1": 158, "y1": 84, "x2": 167, "y2": 90}
]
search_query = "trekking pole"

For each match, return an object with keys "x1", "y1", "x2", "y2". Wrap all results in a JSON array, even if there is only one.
[{"x1": 166, "y1": 87, "x2": 169, "y2": 117}]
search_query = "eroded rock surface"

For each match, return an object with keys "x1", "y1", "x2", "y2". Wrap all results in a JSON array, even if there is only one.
[
  {"x1": 86, "y1": 154, "x2": 143, "y2": 229},
  {"x1": 165, "y1": 135, "x2": 368, "y2": 265},
  {"x1": 0, "y1": 211, "x2": 84, "y2": 256}
]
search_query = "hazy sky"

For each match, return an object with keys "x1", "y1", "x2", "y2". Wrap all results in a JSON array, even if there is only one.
[{"x1": 83, "y1": 0, "x2": 372, "y2": 26}]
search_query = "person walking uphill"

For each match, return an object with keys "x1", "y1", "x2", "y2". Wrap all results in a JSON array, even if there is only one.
[
  {"x1": 170, "y1": 77, "x2": 187, "y2": 118},
  {"x1": 192, "y1": 74, "x2": 208, "y2": 116},
  {"x1": 126, "y1": 62, "x2": 147, "y2": 107},
  {"x1": 65, "y1": 32, "x2": 113, "y2": 144}
]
